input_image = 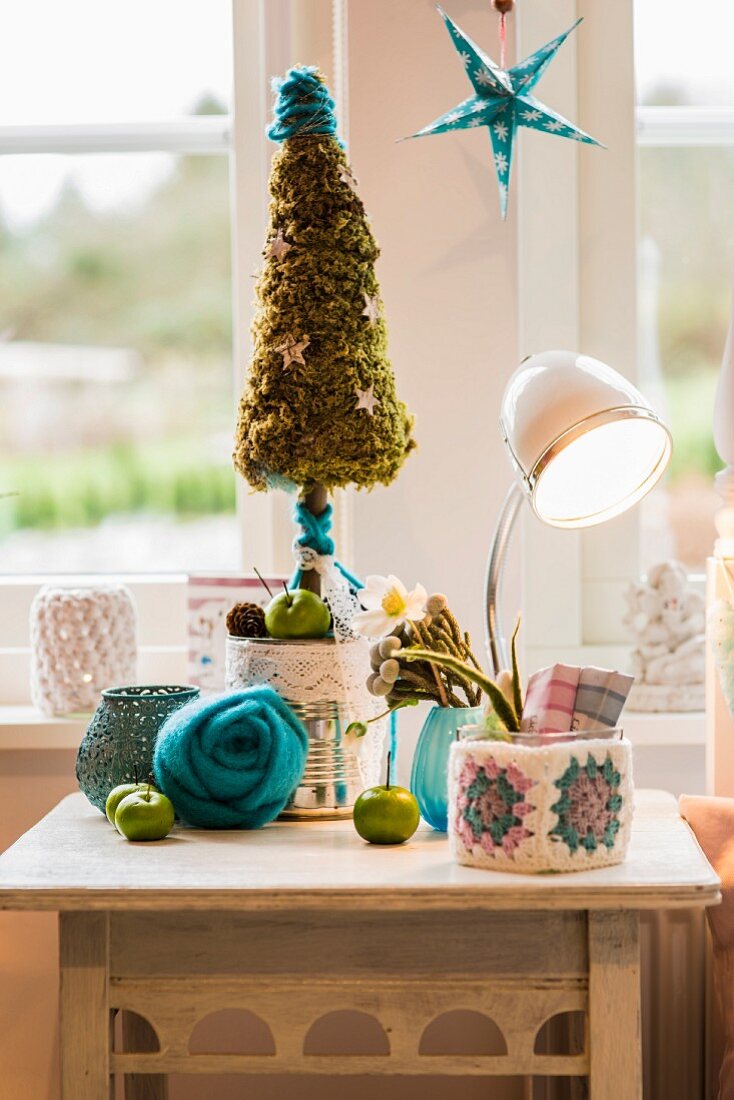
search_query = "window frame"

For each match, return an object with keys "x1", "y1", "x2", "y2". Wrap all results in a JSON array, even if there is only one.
[
  {"x1": 1, "y1": 0, "x2": 721, "y2": 704},
  {"x1": 516, "y1": 0, "x2": 641, "y2": 669},
  {"x1": 517, "y1": 0, "x2": 718, "y2": 666},
  {"x1": 0, "y1": 0, "x2": 336, "y2": 703}
]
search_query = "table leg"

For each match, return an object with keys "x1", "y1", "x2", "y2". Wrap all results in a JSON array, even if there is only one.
[
  {"x1": 588, "y1": 910, "x2": 642, "y2": 1100},
  {"x1": 59, "y1": 912, "x2": 111, "y2": 1100},
  {"x1": 122, "y1": 1013, "x2": 168, "y2": 1100}
]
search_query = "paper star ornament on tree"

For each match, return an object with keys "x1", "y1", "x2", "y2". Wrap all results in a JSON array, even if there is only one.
[
  {"x1": 276, "y1": 334, "x2": 310, "y2": 370},
  {"x1": 355, "y1": 385, "x2": 380, "y2": 416},
  {"x1": 406, "y1": 7, "x2": 603, "y2": 218}
]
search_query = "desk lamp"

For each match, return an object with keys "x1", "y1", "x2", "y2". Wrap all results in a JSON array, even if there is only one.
[{"x1": 486, "y1": 350, "x2": 672, "y2": 674}]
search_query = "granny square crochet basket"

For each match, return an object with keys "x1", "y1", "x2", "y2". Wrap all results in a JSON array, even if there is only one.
[{"x1": 448, "y1": 735, "x2": 633, "y2": 874}]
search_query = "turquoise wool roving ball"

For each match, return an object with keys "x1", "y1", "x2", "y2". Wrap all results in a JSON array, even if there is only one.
[{"x1": 152, "y1": 688, "x2": 308, "y2": 828}]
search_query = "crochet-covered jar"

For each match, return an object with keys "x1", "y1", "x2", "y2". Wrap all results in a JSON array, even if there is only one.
[
  {"x1": 30, "y1": 584, "x2": 137, "y2": 716},
  {"x1": 76, "y1": 685, "x2": 200, "y2": 812},
  {"x1": 448, "y1": 730, "x2": 633, "y2": 874}
]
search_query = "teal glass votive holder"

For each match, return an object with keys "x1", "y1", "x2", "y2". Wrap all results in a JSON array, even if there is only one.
[{"x1": 76, "y1": 684, "x2": 199, "y2": 812}]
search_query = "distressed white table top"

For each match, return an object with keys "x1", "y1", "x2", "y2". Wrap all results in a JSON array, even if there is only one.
[{"x1": 0, "y1": 790, "x2": 719, "y2": 912}]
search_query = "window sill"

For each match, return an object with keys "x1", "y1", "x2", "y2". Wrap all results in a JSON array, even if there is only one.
[
  {"x1": 0, "y1": 707, "x2": 706, "y2": 752},
  {"x1": 624, "y1": 712, "x2": 705, "y2": 747},
  {"x1": 0, "y1": 707, "x2": 86, "y2": 750}
]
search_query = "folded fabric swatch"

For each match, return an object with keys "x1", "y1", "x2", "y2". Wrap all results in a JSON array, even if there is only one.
[
  {"x1": 153, "y1": 687, "x2": 308, "y2": 828},
  {"x1": 572, "y1": 667, "x2": 634, "y2": 733},
  {"x1": 520, "y1": 663, "x2": 581, "y2": 734}
]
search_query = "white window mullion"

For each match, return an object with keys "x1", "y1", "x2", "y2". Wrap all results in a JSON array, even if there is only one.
[
  {"x1": 637, "y1": 105, "x2": 734, "y2": 147},
  {"x1": 518, "y1": 0, "x2": 640, "y2": 662},
  {"x1": 230, "y1": 0, "x2": 296, "y2": 576},
  {"x1": 578, "y1": 0, "x2": 640, "y2": 649},
  {"x1": 517, "y1": 0, "x2": 583, "y2": 666},
  {"x1": 0, "y1": 118, "x2": 230, "y2": 157},
  {"x1": 229, "y1": 0, "x2": 344, "y2": 576}
]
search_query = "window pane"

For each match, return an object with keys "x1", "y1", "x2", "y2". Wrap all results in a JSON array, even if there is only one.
[
  {"x1": 635, "y1": 0, "x2": 734, "y2": 105},
  {"x1": 0, "y1": 0, "x2": 231, "y2": 125},
  {"x1": 637, "y1": 146, "x2": 734, "y2": 570},
  {"x1": 0, "y1": 152, "x2": 237, "y2": 573}
]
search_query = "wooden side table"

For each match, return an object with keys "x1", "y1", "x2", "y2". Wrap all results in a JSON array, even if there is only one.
[{"x1": 0, "y1": 789, "x2": 719, "y2": 1099}]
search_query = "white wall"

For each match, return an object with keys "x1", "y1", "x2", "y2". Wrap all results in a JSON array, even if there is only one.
[
  {"x1": 347, "y1": 0, "x2": 519, "y2": 772},
  {"x1": 349, "y1": 0, "x2": 517, "y2": 645}
]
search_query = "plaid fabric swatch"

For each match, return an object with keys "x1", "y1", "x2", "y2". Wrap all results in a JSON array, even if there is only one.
[
  {"x1": 571, "y1": 667, "x2": 635, "y2": 732},
  {"x1": 520, "y1": 664, "x2": 581, "y2": 734}
]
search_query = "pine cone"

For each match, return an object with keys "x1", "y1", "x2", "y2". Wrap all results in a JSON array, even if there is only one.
[{"x1": 226, "y1": 601, "x2": 267, "y2": 639}]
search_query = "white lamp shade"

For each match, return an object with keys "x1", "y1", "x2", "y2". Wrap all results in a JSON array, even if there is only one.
[{"x1": 500, "y1": 350, "x2": 672, "y2": 528}]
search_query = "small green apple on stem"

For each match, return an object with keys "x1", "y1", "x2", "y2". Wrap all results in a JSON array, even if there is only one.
[
  {"x1": 255, "y1": 563, "x2": 331, "y2": 639},
  {"x1": 264, "y1": 587, "x2": 330, "y2": 639},
  {"x1": 105, "y1": 765, "x2": 152, "y2": 825},
  {"x1": 352, "y1": 751, "x2": 420, "y2": 845},
  {"x1": 114, "y1": 784, "x2": 175, "y2": 842}
]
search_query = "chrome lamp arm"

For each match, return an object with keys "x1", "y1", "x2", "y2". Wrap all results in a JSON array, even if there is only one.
[{"x1": 485, "y1": 481, "x2": 525, "y2": 677}]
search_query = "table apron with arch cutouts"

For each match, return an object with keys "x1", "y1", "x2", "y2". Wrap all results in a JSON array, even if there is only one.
[
  {"x1": 66, "y1": 906, "x2": 612, "y2": 1088},
  {"x1": 0, "y1": 791, "x2": 719, "y2": 1099}
]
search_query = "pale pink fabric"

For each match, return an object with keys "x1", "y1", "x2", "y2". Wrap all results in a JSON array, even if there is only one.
[
  {"x1": 680, "y1": 795, "x2": 734, "y2": 1099},
  {"x1": 520, "y1": 663, "x2": 580, "y2": 734}
]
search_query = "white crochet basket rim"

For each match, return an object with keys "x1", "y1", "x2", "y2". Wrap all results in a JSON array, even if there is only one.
[{"x1": 449, "y1": 734, "x2": 634, "y2": 875}]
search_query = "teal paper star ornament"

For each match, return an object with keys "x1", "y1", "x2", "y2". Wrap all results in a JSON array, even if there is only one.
[{"x1": 406, "y1": 7, "x2": 604, "y2": 218}]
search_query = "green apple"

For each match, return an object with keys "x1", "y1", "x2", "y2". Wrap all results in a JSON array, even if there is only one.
[
  {"x1": 264, "y1": 589, "x2": 331, "y2": 639},
  {"x1": 114, "y1": 788, "x2": 175, "y2": 842},
  {"x1": 353, "y1": 760, "x2": 420, "y2": 846},
  {"x1": 105, "y1": 781, "x2": 153, "y2": 825}
]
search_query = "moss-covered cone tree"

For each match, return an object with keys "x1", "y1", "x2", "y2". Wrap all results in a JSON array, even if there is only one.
[{"x1": 233, "y1": 66, "x2": 415, "y2": 500}]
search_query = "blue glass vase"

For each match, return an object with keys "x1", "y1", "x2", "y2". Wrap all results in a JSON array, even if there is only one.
[{"x1": 410, "y1": 705, "x2": 484, "y2": 831}]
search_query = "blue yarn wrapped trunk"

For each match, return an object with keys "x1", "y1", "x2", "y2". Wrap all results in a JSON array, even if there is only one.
[{"x1": 153, "y1": 688, "x2": 308, "y2": 829}]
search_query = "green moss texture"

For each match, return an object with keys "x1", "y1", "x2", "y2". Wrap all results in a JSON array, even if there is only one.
[{"x1": 233, "y1": 131, "x2": 416, "y2": 492}]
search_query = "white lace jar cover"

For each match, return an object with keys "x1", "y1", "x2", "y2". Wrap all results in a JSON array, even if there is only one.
[
  {"x1": 225, "y1": 635, "x2": 387, "y2": 790},
  {"x1": 448, "y1": 734, "x2": 633, "y2": 874},
  {"x1": 30, "y1": 585, "x2": 137, "y2": 717}
]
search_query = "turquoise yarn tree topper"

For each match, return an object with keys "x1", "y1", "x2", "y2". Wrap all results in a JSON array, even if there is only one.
[{"x1": 405, "y1": 6, "x2": 603, "y2": 218}]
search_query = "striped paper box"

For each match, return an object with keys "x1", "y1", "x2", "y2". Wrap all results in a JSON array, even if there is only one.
[
  {"x1": 571, "y1": 667, "x2": 634, "y2": 733},
  {"x1": 520, "y1": 663, "x2": 581, "y2": 734}
]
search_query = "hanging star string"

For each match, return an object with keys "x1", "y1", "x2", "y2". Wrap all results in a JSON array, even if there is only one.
[{"x1": 403, "y1": 7, "x2": 604, "y2": 218}]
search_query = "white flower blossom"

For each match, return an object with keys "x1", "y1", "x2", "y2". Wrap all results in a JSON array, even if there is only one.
[{"x1": 353, "y1": 575, "x2": 427, "y2": 638}]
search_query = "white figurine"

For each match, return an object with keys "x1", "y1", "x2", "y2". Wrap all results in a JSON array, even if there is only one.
[{"x1": 623, "y1": 561, "x2": 705, "y2": 712}]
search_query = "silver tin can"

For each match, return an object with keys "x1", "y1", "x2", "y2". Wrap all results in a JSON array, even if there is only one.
[
  {"x1": 279, "y1": 699, "x2": 363, "y2": 819},
  {"x1": 225, "y1": 636, "x2": 367, "y2": 820}
]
